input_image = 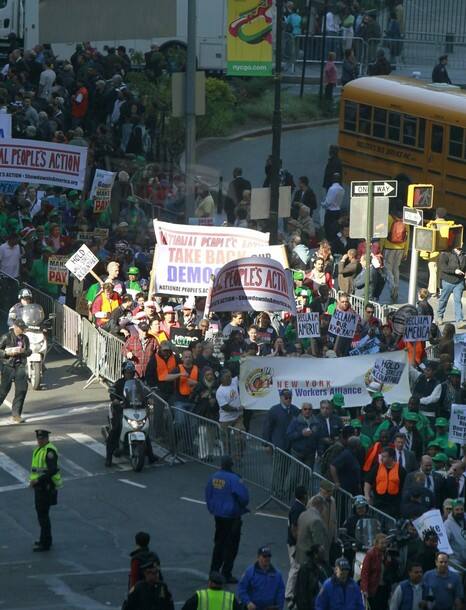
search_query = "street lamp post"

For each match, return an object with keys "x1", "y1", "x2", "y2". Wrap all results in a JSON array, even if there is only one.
[
  {"x1": 319, "y1": 1, "x2": 328, "y2": 102},
  {"x1": 300, "y1": 0, "x2": 312, "y2": 98},
  {"x1": 270, "y1": 0, "x2": 284, "y2": 245}
]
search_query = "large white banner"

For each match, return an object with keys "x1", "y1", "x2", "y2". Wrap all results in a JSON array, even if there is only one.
[
  {"x1": 413, "y1": 510, "x2": 453, "y2": 555},
  {"x1": 210, "y1": 256, "x2": 296, "y2": 313},
  {"x1": 153, "y1": 221, "x2": 279, "y2": 296},
  {"x1": 0, "y1": 138, "x2": 88, "y2": 190},
  {"x1": 239, "y1": 351, "x2": 410, "y2": 410},
  {"x1": 449, "y1": 404, "x2": 466, "y2": 445}
]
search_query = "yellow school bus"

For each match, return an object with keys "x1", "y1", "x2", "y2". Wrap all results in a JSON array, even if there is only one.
[{"x1": 338, "y1": 75, "x2": 466, "y2": 217}]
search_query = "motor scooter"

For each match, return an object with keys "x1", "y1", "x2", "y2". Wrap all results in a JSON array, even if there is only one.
[
  {"x1": 102, "y1": 378, "x2": 152, "y2": 472},
  {"x1": 21, "y1": 303, "x2": 53, "y2": 390}
]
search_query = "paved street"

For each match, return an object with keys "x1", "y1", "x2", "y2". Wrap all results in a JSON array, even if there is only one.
[{"x1": 0, "y1": 352, "x2": 289, "y2": 610}]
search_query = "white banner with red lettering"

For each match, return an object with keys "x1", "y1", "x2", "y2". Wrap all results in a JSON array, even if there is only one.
[
  {"x1": 239, "y1": 350, "x2": 410, "y2": 410},
  {"x1": 0, "y1": 138, "x2": 88, "y2": 190},
  {"x1": 210, "y1": 256, "x2": 296, "y2": 313}
]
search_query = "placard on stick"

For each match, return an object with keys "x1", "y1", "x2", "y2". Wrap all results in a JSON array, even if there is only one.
[{"x1": 297, "y1": 312, "x2": 320, "y2": 338}]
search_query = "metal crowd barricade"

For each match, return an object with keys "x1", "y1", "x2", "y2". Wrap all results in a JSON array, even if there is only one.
[
  {"x1": 96, "y1": 328, "x2": 125, "y2": 384},
  {"x1": 227, "y1": 428, "x2": 275, "y2": 494},
  {"x1": 367, "y1": 505, "x2": 397, "y2": 533},
  {"x1": 169, "y1": 406, "x2": 223, "y2": 466},
  {"x1": 54, "y1": 302, "x2": 81, "y2": 356},
  {"x1": 333, "y1": 288, "x2": 386, "y2": 322},
  {"x1": 0, "y1": 272, "x2": 19, "y2": 317},
  {"x1": 293, "y1": 34, "x2": 367, "y2": 68},
  {"x1": 265, "y1": 447, "x2": 313, "y2": 508},
  {"x1": 81, "y1": 318, "x2": 100, "y2": 387}
]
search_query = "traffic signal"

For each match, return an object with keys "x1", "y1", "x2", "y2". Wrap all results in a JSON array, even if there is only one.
[
  {"x1": 407, "y1": 184, "x2": 434, "y2": 208},
  {"x1": 414, "y1": 225, "x2": 463, "y2": 252}
]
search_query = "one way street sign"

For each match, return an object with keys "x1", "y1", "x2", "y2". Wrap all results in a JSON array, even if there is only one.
[
  {"x1": 351, "y1": 180, "x2": 398, "y2": 198},
  {"x1": 403, "y1": 206, "x2": 423, "y2": 227}
]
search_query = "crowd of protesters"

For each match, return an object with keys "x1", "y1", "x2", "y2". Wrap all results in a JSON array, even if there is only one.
[{"x1": 0, "y1": 28, "x2": 466, "y2": 610}]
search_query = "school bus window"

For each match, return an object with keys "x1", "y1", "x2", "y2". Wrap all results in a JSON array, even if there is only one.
[
  {"x1": 449, "y1": 126, "x2": 463, "y2": 158},
  {"x1": 372, "y1": 108, "x2": 387, "y2": 139},
  {"x1": 431, "y1": 124, "x2": 444, "y2": 153},
  {"x1": 359, "y1": 105, "x2": 372, "y2": 135},
  {"x1": 344, "y1": 101, "x2": 357, "y2": 131},
  {"x1": 402, "y1": 115, "x2": 417, "y2": 147},
  {"x1": 388, "y1": 112, "x2": 401, "y2": 142},
  {"x1": 418, "y1": 119, "x2": 426, "y2": 149}
]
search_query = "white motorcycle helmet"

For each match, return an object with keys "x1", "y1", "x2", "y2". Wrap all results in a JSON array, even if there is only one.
[{"x1": 18, "y1": 288, "x2": 33, "y2": 300}]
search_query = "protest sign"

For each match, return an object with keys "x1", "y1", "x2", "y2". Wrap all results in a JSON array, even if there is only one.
[
  {"x1": 403, "y1": 315, "x2": 432, "y2": 341},
  {"x1": 91, "y1": 169, "x2": 116, "y2": 213},
  {"x1": 210, "y1": 256, "x2": 296, "y2": 313},
  {"x1": 328, "y1": 310, "x2": 359, "y2": 338},
  {"x1": 239, "y1": 350, "x2": 409, "y2": 410},
  {"x1": 297, "y1": 312, "x2": 320, "y2": 338},
  {"x1": 76, "y1": 231, "x2": 95, "y2": 243},
  {"x1": 449, "y1": 404, "x2": 466, "y2": 445},
  {"x1": 0, "y1": 113, "x2": 12, "y2": 139},
  {"x1": 93, "y1": 228, "x2": 110, "y2": 240},
  {"x1": 47, "y1": 255, "x2": 69, "y2": 285},
  {"x1": 250, "y1": 186, "x2": 291, "y2": 220},
  {"x1": 413, "y1": 510, "x2": 453, "y2": 555},
  {"x1": 372, "y1": 356, "x2": 406, "y2": 386},
  {"x1": 65, "y1": 244, "x2": 99, "y2": 281},
  {"x1": 152, "y1": 221, "x2": 279, "y2": 296},
  {"x1": 170, "y1": 328, "x2": 202, "y2": 354},
  {"x1": 349, "y1": 336, "x2": 381, "y2": 356},
  {"x1": 454, "y1": 336, "x2": 466, "y2": 382},
  {"x1": 0, "y1": 139, "x2": 88, "y2": 190}
]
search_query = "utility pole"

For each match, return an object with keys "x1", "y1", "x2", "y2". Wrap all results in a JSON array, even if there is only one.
[
  {"x1": 364, "y1": 181, "x2": 375, "y2": 307},
  {"x1": 23, "y1": 0, "x2": 40, "y2": 50},
  {"x1": 318, "y1": 1, "x2": 328, "y2": 102},
  {"x1": 408, "y1": 228, "x2": 418, "y2": 305},
  {"x1": 299, "y1": 0, "x2": 312, "y2": 98},
  {"x1": 185, "y1": 0, "x2": 197, "y2": 220},
  {"x1": 270, "y1": 0, "x2": 284, "y2": 245}
]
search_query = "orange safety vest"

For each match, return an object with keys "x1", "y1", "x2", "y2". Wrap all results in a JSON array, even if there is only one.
[
  {"x1": 155, "y1": 353, "x2": 177, "y2": 381},
  {"x1": 363, "y1": 441, "x2": 382, "y2": 472},
  {"x1": 375, "y1": 462, "x2": 400, "y2": 495},
  {"x1": 178, "y1": 364, "x2": 199, "y2": 396},
  {"x1": 99, "y1": 292, "x2": 120, "y2": 323}
]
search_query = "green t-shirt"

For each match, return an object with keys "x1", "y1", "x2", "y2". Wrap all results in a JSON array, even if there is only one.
[{"x1": 30, "y1": 259, "x2": 60, "y2": 297}]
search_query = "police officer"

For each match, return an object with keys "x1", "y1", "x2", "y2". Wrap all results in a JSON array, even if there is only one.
[
  {"x1": 205, "y1": 455, "x2": 249, "y2": 584},
  {"x1": 106, "y1": 361, "x2": 157, "y2": 467},
  {"x1": 8, "y1": 287, "x2": 33, "y2": 327},
  {"x1": 0, "y1": 318, "x2": 31, "y2": 423},
  {"x1": 181, "y1": 572, "x2": 240, "y2": 610},
  {"x1": 29, "y1": 429, "x2": 62, "y2": 551}
]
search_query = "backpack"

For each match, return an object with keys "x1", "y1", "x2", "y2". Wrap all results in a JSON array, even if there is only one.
[{"x1": 388, "y1": 218, "x2": 407, "y2": 244}]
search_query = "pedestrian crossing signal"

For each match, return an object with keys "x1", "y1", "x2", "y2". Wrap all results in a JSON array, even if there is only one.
[
  {"x1": 414, "y1": 225, "x2": 463, "y2": 252},
  {"x1": 407, "y1": 184, "x2": 434, "y2": 209}
]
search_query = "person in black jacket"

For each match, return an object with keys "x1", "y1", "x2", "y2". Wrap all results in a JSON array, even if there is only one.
[
  {"x1": 126, "y1": 560, "x2": 174, "y2": 610},
  {"x1": 432, "y1": 55, "x2": 452, "y2": 84},
  {"x1": 0, "y1": 319, "x2": 31, "y2": 423},
  {"x1": 322, "y1": 145, "x2": 342, "y2": 191},
  {"x1": 226, "y1": 167, "x2": 251, "y2": 225},
  {"x1": 437, "y1": 247, "x2": 466, "y2": 326},
  {"x1": 128, "y1": 531, "x2": 162, "y2": 590}
]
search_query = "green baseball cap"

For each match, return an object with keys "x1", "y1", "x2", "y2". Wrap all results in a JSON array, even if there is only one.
[
  {"x1": 452, "y1": 499, "x2": 465, "y2": 507},
  {"x1": 404, "y1": 412, "x2": 419, "y2": 422},
  {"x1": 351, "y1": 418, "x2": 362, "y2": 428},
  {"x1": 332, "y1": 393, "x2": 345, "y2": 407},
  {"x1": 296, "y1": 287, "x2": 311, "y2": 298},
  {"x1": 435, "y1": 417, "x2": 448, "y2": 427},
  {"x1": 390, "y1": 402, "x2": 403, "y2": 412},
  {"x1": 293, "y1": 270, "x2": 304, "y2": 281},
  {"x1": 432, "y1": 452, "x2": 448, "y2": 463},
  {"x1": 128, "y1": 267, "x2": 139, "y2": 275},
  {"x1": 448, "y1": 368, "x2": 461, "y2": 377},
  {"x1": 68, "y1": 190, "x2": 78, "y2": 198},
  {"x1": 372, "y1": 392, "x2": 384, "y2": 399},
  {"x1": 428, "y1": 440, "x2": 442, "y2": 448}
]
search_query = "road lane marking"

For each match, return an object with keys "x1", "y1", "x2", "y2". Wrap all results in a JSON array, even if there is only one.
[
  {"x1": 118, "y1": 479, "x2": 147, "y2": 489},
  {"x1": 255, "y1": 511, "x2": 288, "y2": 520},
  {"x1": 59, "y1": 456, "x2": 94, "y2": 479},
  {"x1": 67, "y1": 432, "x2": 107, "y2": 457},
  {"x1": 180, "y1": 496, "x2": 206, "y2": 505},
  {"x1": 0, "y1": 403, "x2": 107, "y2": 426},
  {"x1": 0, "y1": 451, "x2": 29, "y2": 483}
]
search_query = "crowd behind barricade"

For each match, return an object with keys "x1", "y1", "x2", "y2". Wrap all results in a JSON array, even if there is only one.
[{"x1": 1, "y1": 30, "x2": 466, "y2": 610}]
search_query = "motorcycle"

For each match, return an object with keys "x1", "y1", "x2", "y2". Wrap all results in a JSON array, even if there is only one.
[
  {"x1": 21, "y1": 304, "x2": 53, "y2": 390},
  {"x1": 101, "y1": 378, "x2": 152, "y2": 472}
]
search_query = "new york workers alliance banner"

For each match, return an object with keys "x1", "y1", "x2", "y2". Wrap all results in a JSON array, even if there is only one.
[
  {"x1": 0, "y1": 139, "x2": 88, "y2": 190},
  {"x1": 240, "y1": 351, "x2": 410, "y2": 410}
]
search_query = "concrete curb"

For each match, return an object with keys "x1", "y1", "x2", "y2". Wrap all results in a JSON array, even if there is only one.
[{"x1": 196, "y1": 118, "x2": 339, "y2": 157}]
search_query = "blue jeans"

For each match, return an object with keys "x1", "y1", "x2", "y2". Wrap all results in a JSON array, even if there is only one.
[{"x1": 437, "y1": 280, "x2": 464, "y2": 322}]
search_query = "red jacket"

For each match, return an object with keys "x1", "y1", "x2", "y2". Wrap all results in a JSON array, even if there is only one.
[{"x1": 360, "y1": 547, "x2": 385, "y2": 596}]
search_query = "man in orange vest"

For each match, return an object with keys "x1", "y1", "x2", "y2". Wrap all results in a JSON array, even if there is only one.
[
  {"x1": 172, "y1": 350, "x2": 199, "y2": 423},
  {"x1": 146, "y1": 341, "x2": 179, "y2": 401},
  {"x1": 91, "y1": 282, "x2": 121, "y2": 327},
  {"x1": 364, "y1": 446, "x2": 406, "y2": 517}
]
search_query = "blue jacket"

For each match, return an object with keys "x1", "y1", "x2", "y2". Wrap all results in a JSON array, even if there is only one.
[
  {"x1": 237, "y1": 563, "x2": 285, "y2": 610},
  {"x1": 396, "y1": 580, "x2": 429, "y2": 610},
  {"x1": 286, "y1": 415, "x2": 318, "y2": 457},
  {"x1": 205, "y1": 469, "x2": 249, "y2": 518},
  {"x1": 263, "y1": 403, "x2": 300, "y2": 451},
  {"x1": 315, "y1": 577, "x2": 364, "y2": 610}
]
